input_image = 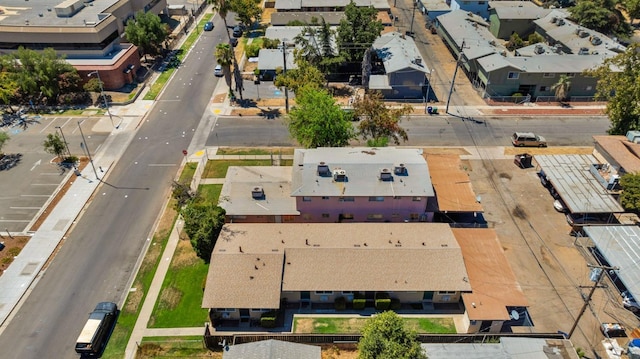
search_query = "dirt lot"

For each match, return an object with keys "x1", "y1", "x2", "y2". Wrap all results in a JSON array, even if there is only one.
[{"x1": 467, "y1": 155, "x2": 640, "y2": 355}]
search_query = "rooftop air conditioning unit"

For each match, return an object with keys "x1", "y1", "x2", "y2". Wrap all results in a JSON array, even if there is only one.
[
  {"x1": 379, "y1": 168, "x2": 393, "y2": 181},
  {"x1": 333, "y1": 169, "x2": 347, "y2": 182},
  {"x1": 394, "y1": 163, "x2": 408, "y2": 175},
  {"x1": 317, "y1": 162, "x2": 331, "y2": 177},
  {"x1": 251, "y1": 186, "x2": 265, "y2": 199},
  {"x1": 556, "y1": 19, "x2": 565, "y2": 26}
]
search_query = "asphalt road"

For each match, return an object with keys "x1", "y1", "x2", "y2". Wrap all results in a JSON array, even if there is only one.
[
  {"x1": 0, "y1": 117, "x2": 108, "y2": 232},
  {"x1": 207, "y1": 115, "x2": 610, "y2": 147},
  {"x1": 0, "y1": 15, "x2": 228, "y2": 359}
]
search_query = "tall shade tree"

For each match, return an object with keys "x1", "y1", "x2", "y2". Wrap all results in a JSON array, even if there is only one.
[
  {"x1": 620, "y1": 172, "x2": 640, "y2": 212},
  {"x1": 294, "y1": 17, "x2": 343, "y2": 73},
  {"x1": 569, "y1": 0, "x2": 631, "y2": 37},
  {"x1": 182, "y1": 202, "x2": 226, "y2": 263},
  {"x1": 358, "y1": 311, "x2": 426, "y2": 359},
  {"x1": 230, "y1": 0, "x2": 262, "y2": 28},
  {"x1": 551, "y1": 74, "x2": 571, "y2": 103},
  {"x1": 215, "y1": 43, "x2": 235, "y2": 86},
  {"x1": 623, "y1": 0, "x2": 640, "y2": 22},
  {"x1": 274, "y1": 56, "x2": 325, "y2": 95},
  {"x1": 125, "y1": 11, "x2": 169, "y2": 59},
  {"x1": 287, "y1": 85, "x2": 355, "y2": 148},
  {"x1": 0, "y1": 132, "x2": 9, "y2": 154},
  {"x1": 208, "y1": 0, "x2": 232, "y2": 39},
  {"x1": 43, "y1": 133, "x2": 66, "y2": 160},
  {"x1": 586, "y1": 44, "x2": 640, "y2": 134},
  {"x1": 352, "y1": 91, "x2": 413, "y2": 146},
  {"x1": 9, "y1": 47, "x2": 81, "y2": 105},
  {"x1": 337, "y1": 1, "x2": 383, "y2": 62}
]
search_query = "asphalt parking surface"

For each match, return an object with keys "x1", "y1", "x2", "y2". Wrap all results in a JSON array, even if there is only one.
[{"x1": 0, "y1": 116, "x2": 108, "y2": 232}]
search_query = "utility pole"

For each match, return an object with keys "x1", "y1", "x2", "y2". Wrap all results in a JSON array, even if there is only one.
[
  {"x1": 567, "y1": 264, "x2": 618, "y2": 338},
  {"x1": 410, "y1": 0, "x2": 417, "y2": 36},
  {"x1": 78, "y1": 120, "x2": 100, "y2": 181},
  {"x1": 282, "y1": 40, "x2": 290, "y2": 114},
  {"x1": 446, "y1": 40, "x2": 465, "y2": 115}
]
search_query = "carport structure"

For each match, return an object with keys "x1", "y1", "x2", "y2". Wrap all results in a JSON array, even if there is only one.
[
  {"x1": 534, "y1": 154, "x2": 623, "y2": 214},
  {"x1": 583, "y1": 226, "x2": 640, "y2": 307}
]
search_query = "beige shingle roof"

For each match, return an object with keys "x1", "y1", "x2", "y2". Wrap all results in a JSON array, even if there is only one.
[
  {"x1": 593, "y1": 135, "x2": 640, "y2": 174},
  {"x1": 203, "y1": 223, "x2": 471, "y2": 309}
]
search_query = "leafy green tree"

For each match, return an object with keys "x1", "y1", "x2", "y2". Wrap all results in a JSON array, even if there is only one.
[
  {"x1": 287, "y1": 85, "x2": 355, "y2": 148},
  {"x1": 0, "y1": 132, "x2": 9, "y2": 154},
  {"x1": 274, "y1": 57, "x2": 325, "y2": 95},
  {"x1": 230, "y1": 0, "x2": 262, "y2": 28},
  {"x1": 358, "y1": 311, "x2": 426, "y2": 359},
  {"x1": 182, "y1": 203, "x2": 226, "y2": 262},
  {"x1": 352, "y1": 91, "x2": 413, "y2": 146},
  {"x1": 294, "y1": 17, "x2": 343, "y2": 73},
  {"x1": 622, "y1": 0, "x2": 640, "y2": 21},
  {"x1": 215, "y1": 43, "x2": 235, "y2": 86},
  {"x1": 337, "y1": 1, "x2": 383, "y2": 62},
  {"x1": 620, "y1": 172, "x2": 640, "y2": 212},
  {"x1": 569, "y1": 0, "x2": 630, "y2": 37},
  {"x1": 124, "y1": 11, "x2": 169, "y2": 59},
  {"x1": 587, "y1": 44, "x2": 640, "y2": 134},
  {"x1": 552, "y1": 74, "x2": 571, "y2": 103},
  {"x1": 527, "y1": 33, "x2": 544, "y2": 45},
  {"x1": 506, "y1": 33, "x2": 524, "y2": 51},
  {"x1": 0, "y1": 70, "x2": 18, "y2": 109},
  {"x1": 43, "y1": 133, "x2": 66, "y2": 160},
  {"x1": 262, "y1": 37, "x2": 281, "y2": 49}
]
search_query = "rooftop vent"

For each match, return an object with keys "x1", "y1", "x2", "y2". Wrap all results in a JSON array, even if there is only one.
[
  {"x1": 626, "y1": 131, "x2": 640, "y2": 143},
  {"x1": 54, "y1": 0, "x2": 85, "y2": 17},
  {"x1": 394, "y1": 163, "x2": 408, "y2": 176},
  {"x1": 556, "y1": 19, "x2": 565, "y2": 26},
  {"x1": 379, "y1": 168, "x2": 393, "y2": 181},
  {"x1": 317, "y1": 162, "x2": 331, "y2": 177},
  {"x1": 251, "y1": 186, "x2": 265, "y2": 200},
  {"x1": 333, "y1": 169, "x2": 347, "y2": 182}
]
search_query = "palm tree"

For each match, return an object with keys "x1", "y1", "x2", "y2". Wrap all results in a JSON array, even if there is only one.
[
  {"x1": 215, "y1": 43, "x2": 234, "y2": 86},
  {"x1": 552, "y1": 74, "x2": 571, "y2": 104},
  {"x1": 207, "y1": 0, "x2": 232, "y2": 40}
]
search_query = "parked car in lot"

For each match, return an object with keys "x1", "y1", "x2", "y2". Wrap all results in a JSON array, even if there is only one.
[
  {"x1": 229, "y1": 37, "x2": 238, "y2": 47},
  {"x1": 512, "y1": 132, "x2": 547, "y2": 147},
  {"x1": 204, "y1": 21, "x2": 214, "y2": 31},
  {"x1": 214, "y1": 64, "x2": 223, "y2": 77},
  {"x1": 622, "y1": 291, "x2": 640, "y2": 313}
]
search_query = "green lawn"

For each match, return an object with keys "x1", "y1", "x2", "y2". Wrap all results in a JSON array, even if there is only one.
[
  {"x1": 201, "y1": 159, "x2": 272, "y2": 178},
  {"x1": 180, "y1": 163, "x2": 198, "y2": 183},
  {"x1": 216, "y1": 147, "x2": 295, "y2": 155},
  {"x1": 293, "y1": 317, "x2": 456, "y2": 334},
  {"x1": 148, "y1": 240, "x2": 209, "y2": 328},
  {"x1": 198, "y1": 184, "x2": 222, "y2": 204}
]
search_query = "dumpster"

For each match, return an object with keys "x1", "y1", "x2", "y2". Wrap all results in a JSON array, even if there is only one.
[{"x1": 514, "y1": 153, "x2": 532, "y2": 168}]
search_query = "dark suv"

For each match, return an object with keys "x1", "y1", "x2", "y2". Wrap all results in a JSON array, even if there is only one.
[{"x1": 232, "y1": 26, "x2": 243, "y2": 37}]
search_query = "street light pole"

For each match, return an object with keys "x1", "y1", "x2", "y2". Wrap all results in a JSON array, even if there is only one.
[
  {"x1": 77, "y1": 120, "x2": 99, "y2": 181},
  {"x1": 282, "y1": 40, "x2": 290, "y2": 114},
  {"x1": 55, "y1": 126, "x2": 72, "y2": 158},
  {"x1": 425, "y1": 68, "x2": 434, "y2": 114},
  {"x1": 87, "y1": 70, "x2": 117, "y2": 129}
]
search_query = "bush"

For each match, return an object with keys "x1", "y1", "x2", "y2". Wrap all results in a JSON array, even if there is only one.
[
  {"x1": 246, "y1": 43, "x2": 261, "y2": 58},
  {"x1": 62, "y1": 155, "x2": 78, "y2": 164},
  {"x1": 390, "y1": 298, "x2": 401, "y2": 310},
  {"x1": 353, "y1": 298, "x2": 366, "y2": 310},
  {"x1": 375, "y1": 298, "x2": 391, "y2": 310},
  {"x1": 334, "y1": 296, "x2": 347, "y2": 310},
  {"x1": 261, "y1": 316, "x2": 276, "y2": 328}
]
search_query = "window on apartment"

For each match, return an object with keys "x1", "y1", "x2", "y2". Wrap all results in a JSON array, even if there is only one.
[
  {"x1": 586, "y1": 86, "x2": 592, "y2": 91},
  {"x1": 393, "y1": 196, "x2": 402, "y2": 200},
  {"x1": 367, "y1": 214, "x2": 384, "y2": 220},
  {"x1": 566, "y1": 73, "x2": 575, "y2": 78},
  {"x1": 507, "y1": 72, "x2": 519, "y2": 79},
  {"x1": 340, "y1": 213, "x2": 354, "y2": 220},
  {"x1": 303, "y1": 196, "x2": 312, "y2": 202},
  {"x1": 438, "y1": 291, "x2": 456, "y2": 295},
  {"x1": 322, "y1": 196, "x2": 330, "y2": 200},
  {"x1": 392, "y1": 213, "x2": 400, "y2": 219},
  {"x1": 250, "y1": 308, "x2": 271, "y2": 312},
  {"x1": 315, "y1": 291, "x2": 333, "y2": 294},
  {"x1": 368, "y1": 196, "x2": 385, "y2": 202},
  {"x1": 412, "y1": 196, "x2": 422, "y2": 201},
  {"x1": 540, "y1": 86, "x2": 550, "y2": 91},
  {"x1": 322, "y1": 213, "x2": 330, "y2": 218},
  {"x1": 543, "y1": 73, "x2": 555, "y2": 78},
  {"x1": 339, "y1": 197, "x2": 355, "y2": 202},
  {"x1": 342, "y1": 291, "x2": 354, "y2": 294},
  {"x1": 303, "y1": 214, "x2": 312, "y2": 220},
  {"x1": 410, "y1": 213, "x2": 420, "y2": 220},
  {"x1": 217, "y1": 308, "x2": 236, "y2": 312}
]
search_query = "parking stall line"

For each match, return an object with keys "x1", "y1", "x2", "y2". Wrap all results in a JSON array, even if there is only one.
[
  {"x1": 9, "y1": 207, "x2": 41, "y2": 210},
  {"x1": 21, "y1": 194, "x2": 51, "y2": 197}
]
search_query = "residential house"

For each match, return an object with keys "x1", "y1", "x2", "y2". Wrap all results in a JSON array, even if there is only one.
[
  {"x1": 223, "y1": 340, "x2": 320, "y2": 359},
  {"x1": 449, "y1": 0, "x2": 490, "y2": 19},
  {"x1": 422, "y1": 337, "x2": 580, "y2": 358},
  {"x1": 364, "y1": 32, "x2": 431, "y2": 99},
  {"x1": 291, "y1": 147, "x2": 435, "y2": 222},
  {"x1": 436, "y1": 10, "x2": 618, "y2": 99},
  {"x1": 419, "y1": 0, "x2": 452, "y2": 22},
  {"x1": 257, "y1": 48, "x2": 297, "y2": 80},
  {"x1": 488, "y1": 1, "x2": 551, "y2": 40},
  {"x1": 202, "y1": 224, "x2": 529, "y2": 334},
  {"x1": 219, "y1": 166, "x2": 299, "y2": 223},
  {"x1": 274, "y1": 0, "x2": 389, "y2": 12},
  {"x1": 0, "y1": 0, "x2": 165, "y2": 89},
  {"x1": 269, "y1": 12, "x2": 345, "y2": 26},
  {"x1": 593, "y1": 132, "x2": 640, "y2": 176}
]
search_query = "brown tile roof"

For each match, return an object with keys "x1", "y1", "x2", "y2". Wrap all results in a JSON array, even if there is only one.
[
  {"x1": 453, "y1": 228, "x2": 528, "y2": 321},
  {"x1": 426, "y1": 154, "x2": 483, "y2": 212},
  {"x1": 593, "y1": 135, "x2": 640, "y2": 174},
  {"x1": 203, "y1": 223, "x2": 471, "y2": 309}
]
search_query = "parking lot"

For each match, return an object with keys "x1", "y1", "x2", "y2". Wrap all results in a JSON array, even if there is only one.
[
  {"x1": 466, "y1": 153, "x2": 640, "y2": 354},
  {"x1": 0, "y1": 116, "x2": 109, "y2": 232}
]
